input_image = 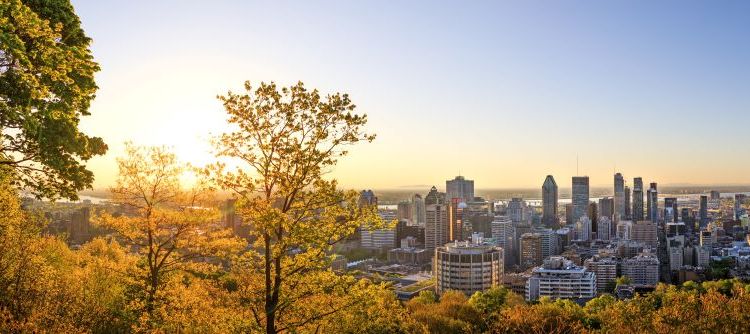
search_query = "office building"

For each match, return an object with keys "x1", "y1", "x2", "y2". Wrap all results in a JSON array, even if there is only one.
[
  {"x1": 435, "y1": 240, "x2": 503, "y2": 295},
  {"x1": 508, "y1": 197, "x2": 526, "y2": 223},
  {"x1": 446, "y1": 176, "x2": 474, "y2": 203},
  {"x1": 647, "y1": 183, "x2": 658, "y2": 222},
  {"x1": 491, "y1": 216, "x2": 515, "y2": 266},
  {"x1": 598, "y1": 197, "x2": 614, "y2": 222},
  {"x1": 699, "y1": 195, "x2": 708, "y2": 226},
  {"x1": 520, "y1": 233, "x2": 543, "y2": 270},
  {"x1": 397, "y1": 201, "x2": 413, "y2": 223},
  {"x1": 575, "y1": 216, "x2": 592, "y2": 241},
  {"x1": 597, "y1": 217, "x2": 612, "y2": 241},
  {"x1": 632, "y1": 177, "x2": 644, "y2": 221},
  {"x1": 361, "y1": 214, "x2": 397, "y2": 250},
  {"x1": 664, "y1": 197, "x2": 678, "y2": 223},
  {"x1": 542, "y1": 175, "x2": 558, "y2": 227},
  {"x1": 572, "y1": 176, "x2": 590, "y2": 224},
  {"x1": 624, "y1": 186, "x2": 631, "y2": 219},
  {"x1": 448, "y1": 199, "x2": 466, "y2": 242},
  {"x1": 614, "y1": 173, "x2": 625, "y2": 222},
  {"x1": 632, "y1": 220, "x2": 658, "y2": 249},
  {"x1": 526, "y1": 257, "x2": 596, "y2": 301},
  {"x1": 565, "y1": 203, "x2": 573, "y2": 225}
]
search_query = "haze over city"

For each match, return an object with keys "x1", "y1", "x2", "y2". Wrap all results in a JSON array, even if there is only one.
[{"x1": 73, "y1": 0, "x2": 750, "y2": 189}]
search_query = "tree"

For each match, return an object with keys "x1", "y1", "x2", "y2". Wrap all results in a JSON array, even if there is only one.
[
  {"x1": 95, "y1": 144, "x2": 243, "y2": 328},
  {"x1": 0, "y1": 0, "x2": 106, "y2": 200},
  {"x1": 211, "y1": 81, "x2": 377, "y2": 334}
]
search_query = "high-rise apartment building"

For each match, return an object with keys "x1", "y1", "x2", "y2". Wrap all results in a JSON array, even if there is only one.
[
  {"x1": 621, "y1": 252, "x2": 660, "y2": 287},
  {"x1": 572, "y1": 176, "x2": 590, "y2": 224},
  {"x1": 632, "y1": 177, "x2": 644, "y2": 221},
  {"x1": 614, "y1": 173, "x2": 625, "y2": 222},
  {"x1": 584, "y1": 256, "x2": 619, "y2": 293},
  {"x1": 435, "y1": 240, "x2": 503, "y2": 295},
  {"x1": 542, "y1": 175, "x2": 558, "y2": 227},
  {"x1": 425, "y1": 187, "x2": 448, "y2": 251},
  {"x1": 446, "y1": 176, "x2": 474, "y2": 203},
  {"x1": 526, "y1": 257, "x2": 596, "y2": 301}
]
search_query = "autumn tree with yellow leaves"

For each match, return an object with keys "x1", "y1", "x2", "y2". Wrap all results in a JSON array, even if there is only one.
[
  {"x1": 95, "y1": 144, "x2": 244, "y2": 329},
  {"x1": 211, "y1": 81, "x2": 379, "y2": 333}
]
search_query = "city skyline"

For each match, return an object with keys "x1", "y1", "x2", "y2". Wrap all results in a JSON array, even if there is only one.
[{"x1": 70, "y1": 0, "x2": 750, "y2": 189}]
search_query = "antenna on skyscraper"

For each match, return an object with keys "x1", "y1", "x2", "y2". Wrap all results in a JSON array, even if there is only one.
[{"x1": 576, "y1": 155, "x2": 579, "y2": 176}]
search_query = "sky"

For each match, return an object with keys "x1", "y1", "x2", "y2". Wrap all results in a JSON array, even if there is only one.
[{"x1": 72, "y1": 0, "x2": 750, "y2": 190}]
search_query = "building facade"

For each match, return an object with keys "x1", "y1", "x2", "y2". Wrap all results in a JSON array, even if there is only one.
[{"x1": 435, "y1": 240, "x2": 503, "y2": 295}]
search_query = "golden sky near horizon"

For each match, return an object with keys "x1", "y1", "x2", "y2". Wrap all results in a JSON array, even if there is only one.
[{"x1": 73, "y1": 1, "x2": 750, "y2": 190}]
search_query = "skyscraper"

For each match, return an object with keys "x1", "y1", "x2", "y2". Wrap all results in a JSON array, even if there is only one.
[
  {"x1": 424, "y1": 186, "x2": 448, "y2": 251},
  {"x1": 598, "y1": 197, "x2": 614, "y2": 221},
  {"x1": 664, "y1": 197, "x2": 678, "y2": 223},
  {"x1": 572, "y1": 176, "x2": 590, "y2": 224},
  {"x1": 412, "y1": 194, "x2": 426, "y2": 227},
  {"x1": 448, "y1": 199, "x2": 466, "y2": 242},
  {"x1": 624, "y1": 186, "x2": 631, "y2": 219},
  {"x1": 632, "y1": 177, "x2": 644, "y2": 221},
  {"x1": 446, "y1": 176, "x2": 474, "y2": 203},
  {"x1": 508, "y1": 197, "x2": 526, "y2": 223},
  {"x1": 647, "y1": 182, "x2": 658, "y2": 223},
  {"x1": 614, "y1": 173, "x2": 625, "y2": 222},
  {"x1": 699, "y1": 195, "x2": 708, "y2": 226},
  {"x1": 542, "y1": 175, "x2": 558, "y2": 227}
]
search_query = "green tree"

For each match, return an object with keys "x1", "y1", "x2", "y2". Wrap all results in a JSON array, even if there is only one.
[
  {"x1": 0, "y1": 0, "x2": 106, "y2": 200},
  {"x1": 212, "y1": 81, "x2": 377, "y2": 334}
]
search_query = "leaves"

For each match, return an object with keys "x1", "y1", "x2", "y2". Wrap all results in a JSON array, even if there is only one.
[{"x1": 0, "y1": 0, "x2": 106, "y2": 200}]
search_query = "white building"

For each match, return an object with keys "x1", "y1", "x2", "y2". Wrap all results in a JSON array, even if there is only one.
[
  {"x1": 526, "y1": 256, "x2": 596, "y2": 301},
  {"x1": 435, "y1": 239, "x2": 503, "y2": 296}
]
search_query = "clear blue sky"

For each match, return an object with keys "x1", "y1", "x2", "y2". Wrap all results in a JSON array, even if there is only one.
[{"x1": 72, "y1": 0, "x2": 750, "y2": 189}]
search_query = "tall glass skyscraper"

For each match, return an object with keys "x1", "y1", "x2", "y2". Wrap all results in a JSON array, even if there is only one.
[
  {"x1": 572, "y1": 176, "x2": 590, "y2": 224},
  {"x1": 542, "y1": 175, "x2": 558, "y2": 227},
  {"x1": 632, "y1": 177, "x2": 644, "y2": 221},
  {"x1": 614, "y1": 173, "x2": 625, "y2": 222}
]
